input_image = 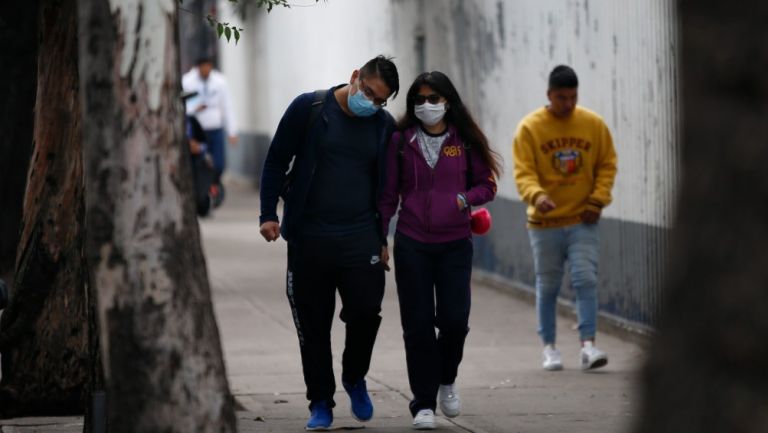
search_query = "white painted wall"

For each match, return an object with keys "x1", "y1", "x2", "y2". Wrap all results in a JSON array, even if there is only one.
[
  {"x1": 219, "y1": 0, "x2": 679, "y2": 228},
  {"x1": 506, "y1": 0, "x2": 679, "y2": 228},
  {"x1": 409, "y1": 0, "x2": 680, "y2": 228},
  {"x1": 218, "y1": 0, "x2": 417, "y2": 135}
]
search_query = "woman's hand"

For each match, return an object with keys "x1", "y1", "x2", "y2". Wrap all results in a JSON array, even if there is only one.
[
  {"x1": 457, "y1": 193, "x2": 468, "y2": 210},
  {"x1": 381, "y1": 246, "x2": 390, "y2": 271}
]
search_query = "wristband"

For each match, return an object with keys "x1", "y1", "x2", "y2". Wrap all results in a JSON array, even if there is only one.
[{"x1": 458, "y1": 193, "x2": 468, "y2": 209}]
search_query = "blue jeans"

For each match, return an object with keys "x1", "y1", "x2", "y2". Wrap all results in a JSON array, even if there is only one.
[
  {"x1": 528, "y1": 223, "x2": 599, "y2": 344},
  {"x1": 204, "y1": 128, "x2": 226, "y2": 183}
]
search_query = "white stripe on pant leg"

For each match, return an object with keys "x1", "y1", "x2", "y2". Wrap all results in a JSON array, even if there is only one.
[{"x1": 286, "y1": 269, "x2": 305, "y2": 345}]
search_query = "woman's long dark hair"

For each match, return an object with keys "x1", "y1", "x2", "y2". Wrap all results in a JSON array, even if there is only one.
[{"x1": 397, "y1": 71, "x2": 503, "y2": 179}]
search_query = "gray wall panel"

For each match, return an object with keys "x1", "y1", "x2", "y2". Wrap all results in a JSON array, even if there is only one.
[
  {"x1": 473, "y1": 196, "x2": 668, "y2": 328},
  {"x1": 227, "y1": 132, "x2": 271, "y2": 187}
]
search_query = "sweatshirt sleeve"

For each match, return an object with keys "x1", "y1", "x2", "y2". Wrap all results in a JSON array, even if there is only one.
[
  {"x1": 464, "y1": 147, "x2": 497, "y2": 206},
  {"x1": 378, "y1": 131, "x2": 403, "y2": 241},
  {"x1": 587, "y1": 120, "x2": 618, "y2": 211},
  {"x1": 259, "y1": 94, "x2": 312, "y2": 224},
  {"x1": 512, "y1": 123, "x2": 546, "y2": 205}
]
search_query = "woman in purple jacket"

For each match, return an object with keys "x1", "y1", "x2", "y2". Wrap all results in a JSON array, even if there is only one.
[{"x1": 379, "y1": 71, "x2": 502, "y2": 429}]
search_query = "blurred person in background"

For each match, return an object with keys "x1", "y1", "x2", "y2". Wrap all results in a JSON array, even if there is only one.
[
  {"x1": 182, "y1": 57, "x2": 238, "y2": 207},
  {"x1": 513, "y1": 65, "x2": 617, "y2": 372}
]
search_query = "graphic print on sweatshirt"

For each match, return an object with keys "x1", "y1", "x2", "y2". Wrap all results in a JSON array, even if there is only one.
[
  {"x1": 540, "y1": 136, "x2": 592, "y2": 178},
  {"x1": 552, "y1": 149, "x2": 583, "y2": 176}
]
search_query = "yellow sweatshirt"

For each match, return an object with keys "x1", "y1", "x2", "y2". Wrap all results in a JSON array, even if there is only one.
[{"x1": 513, "y1": 106, "x2": 617, "y2": 228}]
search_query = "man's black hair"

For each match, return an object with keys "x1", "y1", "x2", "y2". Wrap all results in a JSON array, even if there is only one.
[
  {"x1": 548, "y1": 65, "x2": 579, "y2": 89},
  {"x1": 360, "y1": 55, "x2": 400, "y2": 99},
  {"x1": 195, "y1": 56, "x2": 214, "y2": 66}
]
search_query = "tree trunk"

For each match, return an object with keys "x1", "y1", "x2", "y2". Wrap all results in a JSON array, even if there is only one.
[
  {"x1": 634, "y1": 2, "x2": 768, "y2": 432},
  {"x1": 0, "y1": 1, "x2": 38, "y2": 278},
  {"x1": 0, "y1": 0, "x2": 90, "y2": 418},
  {"x1": 78, "y1": 0, "x2": 236, "y2": 431}
]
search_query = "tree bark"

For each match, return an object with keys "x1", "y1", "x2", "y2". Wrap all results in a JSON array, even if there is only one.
[
  {"x1": 634, "y1": 2, "x2": 768, "y2": 432},
  {"x1": 0, "y1": 0, "x2": 90, "y2": 418},
  {"x1": 78, "y1": 0, "x2": 236, "y2": 431},
  {"x1": 0, "y1": 1, "x2": 38, "y2": 278}
]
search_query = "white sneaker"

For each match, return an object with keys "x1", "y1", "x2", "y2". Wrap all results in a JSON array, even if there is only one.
[
  {"x1": 581, "y1": 342, "x2": 608, "y2": 370},
  {"x1": 438, "y1": 383, "x2": 460, "y2": 418},
  {"x1": 542, "y1": 345, "x2": 563, "y2": 371},
  {"x1": 412, "y1": 409, "x2": 435, "y2": 430}
]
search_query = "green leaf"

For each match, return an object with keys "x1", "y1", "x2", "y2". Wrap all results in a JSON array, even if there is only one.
[
  {"x1": 216, "y1": 22, "x2": 224, "y2": 38},
  {"x1": 234, "y1": 28, "x2": 240, "y2": 44},
  {"x1": 206, "y1": 14, "x2": 215, "y2": 27},
  {"x1": 224, "y1": 26, "x2": 232, "y2": 42}
]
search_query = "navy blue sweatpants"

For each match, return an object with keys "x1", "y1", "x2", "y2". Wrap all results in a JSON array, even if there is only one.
[
  {"x1": 393, "y1": 231, "x2": 472, "y2": 416},
  {"x1": 286, "y1": 230, "x2": 385, "y2": 408}
]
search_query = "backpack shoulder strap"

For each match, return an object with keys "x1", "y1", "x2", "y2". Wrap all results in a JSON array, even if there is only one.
[
  {"x1": 307, "y1": 89, "x2": 327, "y2": 130},
  {"x1": 281, "y1": 89, "x2": 327, "y2": 198}
]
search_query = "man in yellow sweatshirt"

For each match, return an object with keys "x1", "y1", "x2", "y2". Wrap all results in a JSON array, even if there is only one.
[{"x1": 513, "y1": 65, "x2": 617, "y2": 371}]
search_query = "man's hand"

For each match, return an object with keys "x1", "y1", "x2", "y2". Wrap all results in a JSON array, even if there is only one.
[
  {"x1": 189, "y1": 139, "x2": 202, "y2": 155},
  {"x1": 228, "y1": 135, "x2": 239, "y2": 145},
  {"x1": 381, "y1": 246, "x2": 390, "y2": 272},
  {"x1": 581, "y1": 209, "x2": 601, "y2": 224},
  {"x1": 535, "y1": 194, "x2": 557, "y2": 214},
  {"x1": 260, "y1": 221, "x2": 280, "y2": 242}
]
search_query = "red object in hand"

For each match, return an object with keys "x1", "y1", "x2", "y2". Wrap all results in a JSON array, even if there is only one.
[{"x1": 470, "y1": 208, "x2": 492, "y2": 235}]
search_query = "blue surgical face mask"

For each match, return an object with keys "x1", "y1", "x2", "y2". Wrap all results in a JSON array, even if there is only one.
[{"x1": 347, "y1": 82, "x2": 380, "y2": 117}]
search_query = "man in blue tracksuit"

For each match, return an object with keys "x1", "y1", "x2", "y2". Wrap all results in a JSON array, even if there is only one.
[{"x1": 259, "y1": 55, "x2": 399, "y2": 431}]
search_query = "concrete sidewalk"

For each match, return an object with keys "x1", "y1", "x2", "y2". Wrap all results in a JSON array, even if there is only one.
[
  {"x1": 209, "y1": 186, "x2": 644, "y2": 433},
  {"x1": 0, "y1": 185, "x2": 644, "y2": 432}
]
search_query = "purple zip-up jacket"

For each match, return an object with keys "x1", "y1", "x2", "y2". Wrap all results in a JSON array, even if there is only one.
[{"x1": 379, "y1": 125, "x2": 497, "y2": 244}]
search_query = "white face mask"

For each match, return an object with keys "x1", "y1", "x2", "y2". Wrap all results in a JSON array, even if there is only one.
[{"x1": 414, "y1": 102, "x2": 447, "y2": 126}]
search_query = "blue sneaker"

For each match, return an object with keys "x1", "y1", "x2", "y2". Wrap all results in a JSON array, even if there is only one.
[
  {"x1": 343, "y1": 379, "x2": 374, "y2": 422},
  {"x1": 306, "y1": 400, "x2": 333, "y2": 431}
]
